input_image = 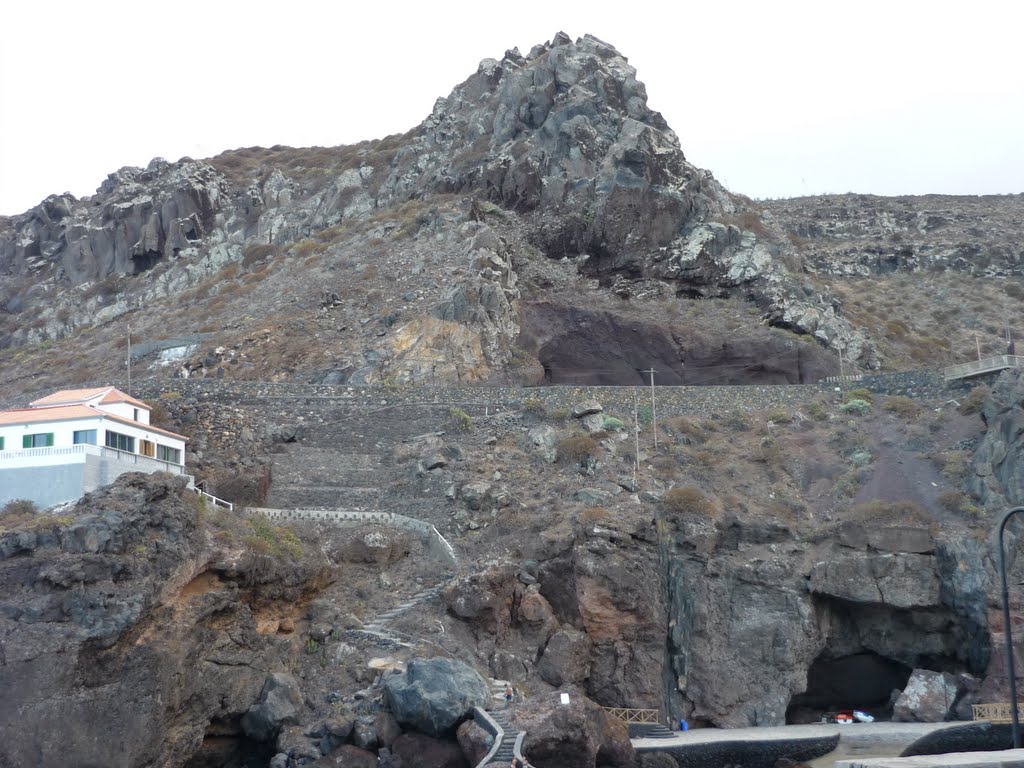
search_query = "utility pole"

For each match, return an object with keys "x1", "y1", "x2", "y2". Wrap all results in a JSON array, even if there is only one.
[
  {"x1": 127, "y1": 323, "x2": 132, "y2": 396},
  {"x1": 643, "y1": 368, "x2": 658, "y2": 449},
  {"x1": 838, "y1": 348, "x2": 845, "y2": 390},
  {"x1": 976, "y1": 334, "x2": 982, "y2": 362},
  {"x1": 633, "y1": 393, "x2": 641, "y2": 476}
]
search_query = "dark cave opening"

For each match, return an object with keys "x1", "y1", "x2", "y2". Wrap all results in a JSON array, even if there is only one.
[
  {"x1": 132, "y1": 249, "x2": 162, "y2": 275},
  {"x1": 182, "y1": 719, "x2": 276, "y2": 768},
  {"x1": 786, "y1": 651, "x2": 913, "y2": 723}
]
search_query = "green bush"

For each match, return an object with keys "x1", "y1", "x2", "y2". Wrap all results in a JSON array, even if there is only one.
[
  {"x1": 839, "y1": 399, "x2": 871, "y2": 415},
  {"x1": 844, "y1": 388, "x2": 875, "y2": 404},
  {"x1": 766, "y1": 409, "x2": 793, "y2": 424},
  {"x1": 602, "y1": 415, "x2": 625, "y2": 431},
  {"x1": 805, "y1": 402, "x2": 829, "y2": 421},
  {"x1": 448, "y1": 407, "x2": 473, "y2": 432}
]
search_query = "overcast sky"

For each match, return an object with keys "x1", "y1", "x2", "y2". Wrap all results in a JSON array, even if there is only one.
[{"x1": 1, "y1": 0, "x2": 1021, "y2": 216}]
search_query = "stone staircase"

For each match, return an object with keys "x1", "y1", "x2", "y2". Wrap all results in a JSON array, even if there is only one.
[
  {"x1": 628, "y1": 722, "x2": 675, "y2": 739},
  {"x1": 483, "y1": 709, "x2": 521, "y2": 766}
]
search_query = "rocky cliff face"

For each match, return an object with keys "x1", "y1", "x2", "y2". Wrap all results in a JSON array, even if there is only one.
[
  {"x1": 0, "y1": 33, "x2": 881, "y2": 376},
  {"x1": 0, "y1": 473, "x2": 333, "y2": 768},
  {"x1": 764, "y1": 193, "x2": 1024, "y2": 277}
]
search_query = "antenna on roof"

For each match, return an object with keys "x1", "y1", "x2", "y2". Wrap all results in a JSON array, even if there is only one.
[{"x1": 127, "y1": 323, "x2": 132, "y2": 396}]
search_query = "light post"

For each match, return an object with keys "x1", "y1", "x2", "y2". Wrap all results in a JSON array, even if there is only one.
[{"x1": 997, "y1": 506, "x2": 1024, "y2": 749}]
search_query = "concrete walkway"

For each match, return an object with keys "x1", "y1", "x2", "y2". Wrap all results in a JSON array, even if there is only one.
[
  {"x1": 836, "y1": 749, "x2": 1024, "y2": 768},
  {"x1": 632, "y1": 721, "x2": 964, "y2": 750},
  {"x1": 633, "y1": 722, "x2": 971, "y2": 767}
]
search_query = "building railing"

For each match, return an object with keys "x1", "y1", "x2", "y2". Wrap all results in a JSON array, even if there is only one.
[
  {"x1": 944, "y1": 355, "x2": 1024, "y2": 382},
  {"x1": 194, "y1": 487, "x2": 233, "y2": 511},
  {"x1": 1, "y1": 443, "x2": 185, "y2": 475},
  {"x1": 0, "y1": 444, "x2": 91, "y2": 461},
  {"x1": 603, "y1": 707, "x2": 661, "y2": 724},
  {"x1": 99, "y1": 446, "x2": 185, "y2": 474},
  {"x1": 972, "y1": 702, "x2": 1024, "y2": 723}
]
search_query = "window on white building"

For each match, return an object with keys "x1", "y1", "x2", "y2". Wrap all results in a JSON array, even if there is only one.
[
  {"x1": 73, "y1": 429, "x2": 98, "y2": 445},
  {"x1": 105, "y1": 431, "x2": 135, "y2": 453},
  {"x1": 157, "y1": 445, "x2": 181, "y2": 464},
  {"x1": 23, "y1": 433, "x2": 54, "y2": 448}
]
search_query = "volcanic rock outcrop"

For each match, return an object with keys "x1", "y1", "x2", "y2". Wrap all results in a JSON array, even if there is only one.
[
  {"x1": 0, "y1": 33, "x2": 877, "y2": 373},
  {"x1": 0, "y1": 473, "x2": 333, "y2": 768}
]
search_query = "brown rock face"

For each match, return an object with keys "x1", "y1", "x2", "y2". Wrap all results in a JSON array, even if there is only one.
[
  {"x1": 391, "y1": 732, "x2": 470, "y2": 768},
  {"x1": 515, "y1": 690, "x2": 634, "y2": 768},
  {"x1": 0, "y1": 473, "x2": 333, "y2": 768}
]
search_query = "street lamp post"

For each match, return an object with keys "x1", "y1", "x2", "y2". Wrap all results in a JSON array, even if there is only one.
[{"x1": 997, "y1": 506, "x2": 1024, "y2": 749}]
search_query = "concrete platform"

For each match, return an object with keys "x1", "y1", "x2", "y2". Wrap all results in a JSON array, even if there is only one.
[
  {"x1": 632, "y1": 722, "x2": 975, "y2": 768},
  {"x1": 835, "y1": 748, "x2": 1024, "y2": 767}
]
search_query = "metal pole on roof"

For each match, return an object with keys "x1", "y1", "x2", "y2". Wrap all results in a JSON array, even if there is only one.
[{"x1": 997, "y1": 506, "x2": 1024, "y2": 749}]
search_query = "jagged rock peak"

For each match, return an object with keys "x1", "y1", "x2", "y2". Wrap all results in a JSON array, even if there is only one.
[{"x1": 382, "y1": 32, "x2": 721, "y2": 260}]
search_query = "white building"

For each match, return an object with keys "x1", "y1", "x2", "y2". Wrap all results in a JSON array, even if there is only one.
[{"x1": 0, "y1": 386, "x2": 189, "y2": 509}]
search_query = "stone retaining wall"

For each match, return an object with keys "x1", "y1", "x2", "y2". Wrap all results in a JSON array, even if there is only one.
[{"x1": 250, "y1": 507, "x2": 457, "y2": 567}]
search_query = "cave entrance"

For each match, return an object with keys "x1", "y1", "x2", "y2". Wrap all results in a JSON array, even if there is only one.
[
  {"x1": 786, "y1": 651, "x2": 912, "y2": 723},
  {"x1": 183, "y1": 718, "x2": 275, "y2": 768}
]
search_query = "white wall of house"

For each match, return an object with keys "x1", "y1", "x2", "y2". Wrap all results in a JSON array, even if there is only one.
[
  {"x1": 0, "y1": 415, "x2": 184, "y2": 466},
  {"x1": 97, "y1": 401, "x2": 150, "y2": 424}
]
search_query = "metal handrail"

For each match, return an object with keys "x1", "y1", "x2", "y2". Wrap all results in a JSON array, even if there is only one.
[{"x1": 944, "y1": 355, "x2": 1024, "y2": 382}]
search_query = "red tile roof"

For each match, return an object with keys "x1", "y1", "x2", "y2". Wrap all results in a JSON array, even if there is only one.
[
  {"x1": 30, "y1": 387, "x2": 150, "y2": 411},
  {"x1": 0, "y1": 404, "x2": 187, "y2": 441}
]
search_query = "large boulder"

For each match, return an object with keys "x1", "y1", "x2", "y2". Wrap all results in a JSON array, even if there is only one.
[
  {"x1": 893, "y1": 669, "x2": 960, "y2": 722},
  {"x1": 392, "y1": 731, "x2": 471, "y2": 768},
  {"x1": 384, "y1": 657, "x2": 491, "y2": 737},
  {"x1": 808, "y1": 553, "x2": 941, "y2": 609},
  {"x1": 516, "y1": 689, "x2": 634, "y2": 768},
  {"x1": 241, "y1": 673, "x2": 303, "y2": 741},
  {"x1": 538, "y1": 628, "x2": 593, "y2": 686},
  {"x1": 456, "y1": 718, "x2": 493, "y2": 765},
  {"x1": 310, "y1": 744, "x2": 378, "y2": 767}
]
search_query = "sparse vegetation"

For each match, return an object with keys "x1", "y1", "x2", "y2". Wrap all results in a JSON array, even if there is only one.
[
  {"x1": 839, "y1": 399, "x2": 871, "y2": 415},
  {"x1": 959, "y1": 386, "x2": 989, "y2": 415},
  {"x1": 883, "y1": 396, "x2": 922, "y2": 419},
  {"x1": 557, "y1": 434, "x2": 599, "y2": 463},
  {"x1": 448, "y1": 407, "x2": 473, "y2": 432},
  {"x1": 662, "y1": 486, "x2": 717, "y2": 517}
]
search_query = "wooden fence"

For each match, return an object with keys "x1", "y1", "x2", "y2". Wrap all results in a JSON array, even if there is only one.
[
  {"x1": 603, "y1": 707, "x2": 661, "y2": 724},
  {"x1": 972, "y1": 702, "x2": 1024, "y2": 723}
]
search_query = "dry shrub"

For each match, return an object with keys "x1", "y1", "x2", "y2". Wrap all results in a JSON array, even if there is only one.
[
  {"x1": 848, "y1": 500, "x2": 930, "y2": 525},
  {"x1": 667, "y1": 416, "x2": 707, "y2": 444},
  {"x1": 243, "y1": 242, "x2": 276, "y2": 267},
  {"x1": 580, "y1": 507, "x2": 611, "y2": 524},
  {"x1": 558, "y1": 434, "x2": 599, "y2": 463},
  {"x1": 882, "y1": 396, "x2": 922, "y2": 419},
  {"x1": 663, "y1": 486, "x2": 717, "y2": 517},
  {"x1": 959, "y1": 386, "x2": 989, "y2": 415},
  {"x1": 937, "y1": 489, "x2": 970, "y2": 514}
]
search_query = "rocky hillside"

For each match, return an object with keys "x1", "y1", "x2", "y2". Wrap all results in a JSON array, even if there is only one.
[{"x1": 1, "y1": 31, "x2": 1024, "y2": 768}]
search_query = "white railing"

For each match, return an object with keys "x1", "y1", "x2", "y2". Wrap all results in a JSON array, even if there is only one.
[
  {"x1": 99, "y1": 446, "x2": 185, "y2": 475},
  {"x1": 0, "y1": 443, "x2": 185, "y2": 475},
  {"x1": 0, "y1": 444, "x2": 91, "y2": 462},
  {"x1": 944, "y1": 355, "x2": 1024, "y2": 382},
  {"x1": 194, "y1": 487, "x2": 233, "y2": 511}
]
